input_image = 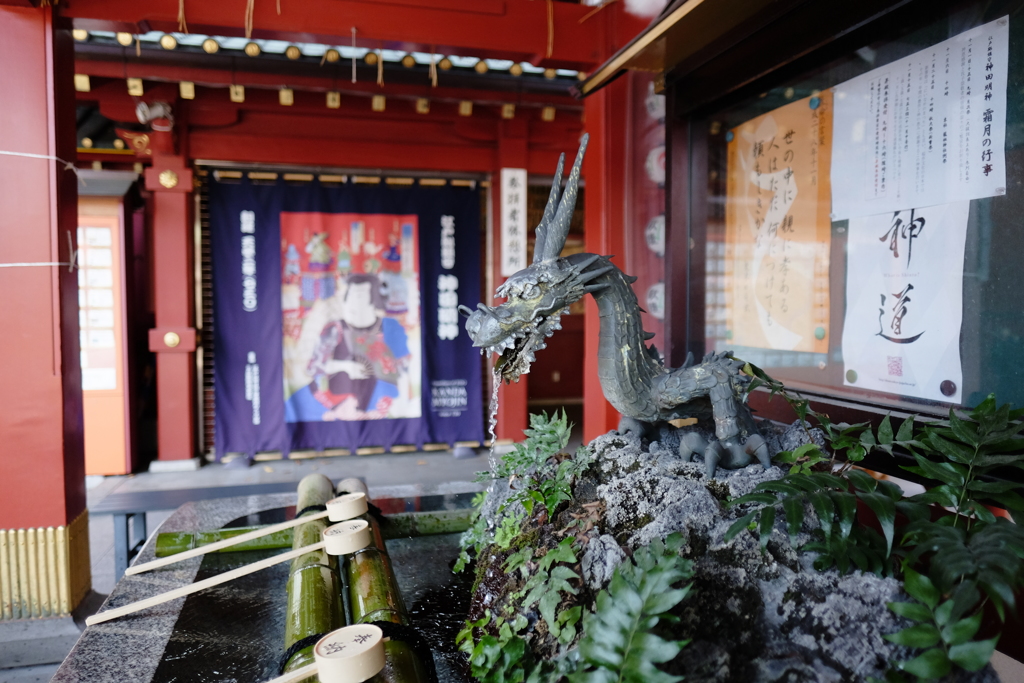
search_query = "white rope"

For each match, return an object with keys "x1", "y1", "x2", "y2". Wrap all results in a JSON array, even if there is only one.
[
  {"x1": 0, "y1": 149, "x2": 78, "y2": 174},
  {"x1": 0, "y1": 232, "x2": 78, "y2": 272}
]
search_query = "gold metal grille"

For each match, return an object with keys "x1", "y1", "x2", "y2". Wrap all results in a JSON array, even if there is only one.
[{"x1": 0, "y1": 510, "x2": 90, "y2": 620}]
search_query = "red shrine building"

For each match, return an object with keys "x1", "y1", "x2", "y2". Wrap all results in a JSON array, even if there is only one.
[
  {"x1": 0, "y1": 0, "x2": 650, "y2": 619},
  {"x1": 7, "y1": 1, "x2": 1024, "y2": 666}
]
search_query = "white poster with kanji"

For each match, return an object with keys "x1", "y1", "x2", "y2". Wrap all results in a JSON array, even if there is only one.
[
  {"x1": 831, "y1": 16, "x2": 1008, "y2": 220},
  {"x1": 500, "y1": 168, "x2": 528, "y2": 276},
  {"x1": 841, "y1": 202, "x2": 969, "y2": 402}
]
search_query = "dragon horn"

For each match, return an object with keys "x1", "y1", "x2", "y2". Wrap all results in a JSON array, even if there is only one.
[
  {"x1": 539, "y1": 133, "x2": 589, "y2": 262},
  {"x1": 533, "y1": 152, "x2": 566, "y2": 264}
]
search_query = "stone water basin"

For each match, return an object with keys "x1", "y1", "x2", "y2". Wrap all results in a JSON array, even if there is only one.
[{"x1": 53, "y1": 488, "x2": 479, "y2": 683}]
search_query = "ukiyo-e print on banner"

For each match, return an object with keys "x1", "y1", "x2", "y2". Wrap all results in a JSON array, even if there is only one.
[
  {"x1": 281, "y1": 213, "x2": 421, "y2": 424},
  {"x1": 209, "y1": 176, "x2": 484, "y2": 458}
]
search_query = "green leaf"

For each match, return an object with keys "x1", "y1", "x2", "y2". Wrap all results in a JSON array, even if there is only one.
[
  {"x1": 967, "y1": 480, "x2": 1022, "y2": 494},
  {"x1": 896, "y1": 416, "x2": 916, "y2": 443},
  {"x1": 903, "y1": 567, "x2": 940, "y2": 609},
  {"x1": 948, "y1": 636, "x2": 999, "y2": 672},
  {"x1": 724, "y1": 511, "x2": 757, "y2": 543},
  {"x1": 933, "y1": 599, "x2": 953, "y2": 627},
  {"x1": 982, "y1": 490, "x2": 1024, "y2": 512},
  {"x1": 907, "y1": 486, "x2": 959, "y2": 508},
  {"x1": 926, "y1": 432, "x2": 975, "y2": 466},
  {"x1": 887, "y1": 600, "x2": 932, "y2": 622},
  {"x1": 774, "y1": 450, "x2": 798, "y2": 464},
  {"x1": 756, "y1": 480, "x2": 807, "y2": 496},
  {"x1": 975, "y1": 453, "x2": 1024, "y2": 468},
  {"x1": 948, "y1": 408, "x2": 981, "y2": 447},
  {"x1": 728, "y1": 492, "x2": 779, "y2": 507},
  {"x1": 896, "y1": 499, "x2": 931, "y2": 524},
  {"x1": 809, "y1": 490, "x2": 834, "y2": 540},
  {"x1": 948, "y1": 581, "x2": 982, "y2": 624},
  {"x1": 910, "y1": 453, "x2": 966, "y2": 487},
  {"x1": 877, "y1": 479, "x2": 905, "y2": 501},
  {"x1": 538, "y1": 537, "x2": 577, "y2": 571},
  {"x1": 878, "y1": 415, "x2": 894, "y2": 445},
  {"x1": 831, "y1": 491, "x2": 857, "y2": 540},
  {"x1": 782, "y1": 496, "x2": 804, "y2": 542},
  {"x1": 846, "y1": 469, "x2": 878, "y2": 493},
  {"x1": 859, "y1": 492, "x2": 896, "y2": 555},
  {"x1": 940, "y1": 611, "x2": 983, "y2": 646},
  {"x1": 572, "y1": 539, "x2": 690, "y2": 683},
  {"x1": 758, "y1": 506, "x2": 776, "y2": 549},
  {"x1": 899, "y1": 648, "x2": 951, "y2": 679},
  {"x1": 791, "y1": 443, "x2": 822, "y2": 461},
  {"x1": 883, "y1": 624, "x2": 941, "y2": 648}
]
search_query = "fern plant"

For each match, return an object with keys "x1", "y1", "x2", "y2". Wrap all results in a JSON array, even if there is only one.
[
  {"x1": 459, "y1": 534, "x2": 694, "y2": 683},
  {"x1": 878, "y1": 568, "x2": 1000, "y2": 681},
  {"x1": 733, "y1": 363, "x2": 1024, "y2": 679},
  {"x1": 725, "y1": 416, "x2": 912, "y2": 575},
  {"x1": 456, "y1": 410, "x2": 593, "y2": 574},
  {"x1": 568, "y1": 533, "x2": 693, "y2": 683},
  {"x1": 457, "y1": 613, "x2": 531, "y2": 683}
]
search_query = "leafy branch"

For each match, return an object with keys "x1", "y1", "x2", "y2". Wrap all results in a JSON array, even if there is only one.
[
  {"x1": 568, "y1": 533, "x2": 693, "y2": 683},
  {"x1": 881, "y1": 568, "x2": 999, "y2": 681}
]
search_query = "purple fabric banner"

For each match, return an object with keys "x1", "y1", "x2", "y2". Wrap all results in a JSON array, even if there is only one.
[{"x1": 210, "y1": 176, "x2": 483, "y2": 458}]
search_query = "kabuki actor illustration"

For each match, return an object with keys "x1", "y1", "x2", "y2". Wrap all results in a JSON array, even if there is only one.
[{"x1": 280, "y1": 213, "x2": 421, "y2": 422}]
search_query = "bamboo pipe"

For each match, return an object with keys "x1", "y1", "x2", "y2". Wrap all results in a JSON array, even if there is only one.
[
  {"x1": 154, "y1": 508, "x2": 475, "y2": 557},
  {"x1": 282, "y1": 474, "x2": 347, "y2": 678},
  {"x1": 337, "y1": 478, "x2": 432, "y2": 683},
  {"x1": 128, "y1": 493, "x2": 367, "y2": 575},
  {"x1": 84, "y1": 518, "x2": 371, "y2": 627}
]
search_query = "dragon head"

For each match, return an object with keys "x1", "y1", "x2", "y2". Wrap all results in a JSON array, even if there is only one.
[{"x1": 462, "y1": 135, "x2": 605, "y2": 383}]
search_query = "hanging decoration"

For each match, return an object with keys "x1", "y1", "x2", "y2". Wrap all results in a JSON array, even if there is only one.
[
  {"x1": 546, "y1": 0, "x2": 554, "y2": 58},
  {"x1": 245, "y1": 0, "x2": 255, "y2": 39},
  {"x1": 376, "y1": 48, "x2": 384, "y2": 87},
  {"x1": 350, "y1": 27, "x2": 358, "y2": 84},
  {"x1": 429, "y1": 48, "x2": 438, "y2": 87},
  {"x1": 208, "y1": 175, "x2": 484, "y2": 456},
  {"x1": 177, "y1": 0, "x2": 188, "y2": 33}
]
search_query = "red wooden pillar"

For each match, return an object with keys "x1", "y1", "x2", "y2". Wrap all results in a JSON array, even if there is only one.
[
  {"x1": 0, "y1": 5, "x2": 91, "y2": 615},
  {"x1": 491, "y1": 119, "x2": 529, "y2": 441},
  {"x1": 145, "y1": 153, "x2": 197, "y2": 463},
  {"x1": 582, "y1": 79, "x2": 630, "y2": 442},
  {"x1": 581, "y1": 6, "x2": 646, "y2": 443}
]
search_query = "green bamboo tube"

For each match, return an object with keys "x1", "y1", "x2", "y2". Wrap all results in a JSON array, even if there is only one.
[
  {"x1": 155, "y1": 527, "x2": 296, "y2": 556},
  {"x1": 282, "y1": 474, "x2": 346, "y2": 678},
  {"x1": 338, "y1": 478, "x2": 430, "y2": 683},
  {"x1": 154, "y1": 508, "x2": 475, "y2": 557}
]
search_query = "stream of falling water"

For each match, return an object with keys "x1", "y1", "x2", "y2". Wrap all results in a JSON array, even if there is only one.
[{"x1": 487, "y1": 367, "x2": 501, "y2": 474}]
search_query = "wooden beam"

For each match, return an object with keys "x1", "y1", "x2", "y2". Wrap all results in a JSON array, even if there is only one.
[
  {"x1": 62, "y1": 0, "x2": 602, "y2": 69},
  {"x1": 74, "y1": 58, "x2": 581, "y2": 110},
  {"x1": 74, "y1": 43, "x2": 578, "y2": 98}
]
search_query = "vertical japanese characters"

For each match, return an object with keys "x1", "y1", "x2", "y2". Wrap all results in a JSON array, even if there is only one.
[
  {"x1": 501, "y1": 168, "x2": 528, "y2": 276},
  {"x1": 240, "y1": 210, "x2": 257, "y2": 312},
  {"x1": 724, "y1": 93, "x2": 833, "y2": 357},
  {"x1": 437, "y1": 214, "x2": 460, "y2": 340}
]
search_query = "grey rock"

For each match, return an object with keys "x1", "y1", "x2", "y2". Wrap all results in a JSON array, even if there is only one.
[
  {"x1": 471, "y1": 426, "x2": 1001, "y2": 683},
  {"x1": 581, "y1": 535, "x2": 626, "y2": 590}
]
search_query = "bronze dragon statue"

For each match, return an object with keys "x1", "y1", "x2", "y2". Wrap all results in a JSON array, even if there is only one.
[{"x1": 461, "y1": 135, "x2": 771, "y2": 478}]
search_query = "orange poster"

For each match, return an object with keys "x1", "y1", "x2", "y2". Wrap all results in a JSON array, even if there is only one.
[{"x1": 724, "y1": 93, "x2": 832, "y2": 354}]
